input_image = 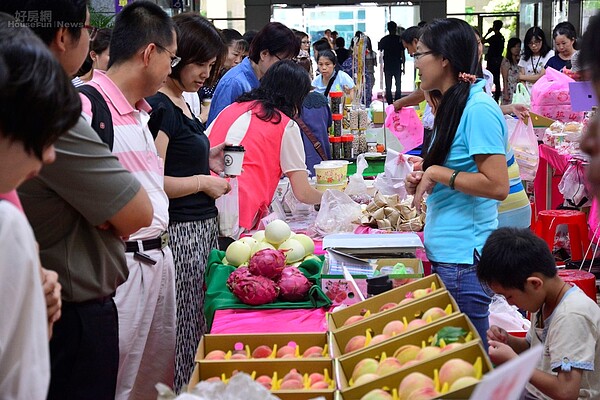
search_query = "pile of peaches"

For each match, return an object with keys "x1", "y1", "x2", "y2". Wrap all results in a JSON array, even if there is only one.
[{"x1": 204, "y1": 343, "x2": 327, "y2": 360}]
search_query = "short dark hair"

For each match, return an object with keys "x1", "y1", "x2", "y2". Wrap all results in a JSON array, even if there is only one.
[
  {"x1": 236, "y1": 60, "x2": 311, "y2": 123},
  {"x1": 221, "y1": 28, "x2": 243, "y2": 46},
  {"x1": 312, "y1": 38, "x2": 331, "y2": 61},
  {"x1": 248, "y1": 22, "x2": 299, "y2": 64},
  {"x1": 0, "y1": 0, "x2": 87, "y2": 46},
  {"x1": 335, "y1": 37, "x2": 345, "y2": 48},
  {"x1": 91, "y1": 28, "x2": 112, "y2": 55},
  {"x1": 387, "y1": 21, "x2": 397, "y2": 33},
  {"x1": 477, "y1": 228, "x2": 557, "y2": 291},
  {"x1": 401, "y1": 26, "x2": 421, "y2": 43},
  {"x1": 522, "y1": 26, "x2": 552, "y2": 61},
  {"x1": 242, "y1": 30, "x2": 258, "y2": 48},
  {"x1": 493, "y1": 20, "x2": 503, "y2": 30},
  {"x1": 317, "y1": 49, "x2": 338, "y2": 66},
  {"x1": 0, "y1": 13, "x2": 81, "y2": 159},
  {"x1": 580, "y1": 11, "x2": 600, "y2": 82},
  {"x1": 553, "y1": 21, "x2": 578, "y2": 49},
  {"x1": 505, "y1": 37, "x2": 522, "y2": 66},
  {"x1": 170, "y1": 13, "x2": 226, "y2": 86},
  {"x1": 108, "y1": 1, "x2": 176, "y2": 68}
]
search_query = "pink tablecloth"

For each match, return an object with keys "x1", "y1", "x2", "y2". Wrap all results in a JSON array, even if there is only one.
[{"x1": 210, "y1": 308, "x2": 329, "y2": 334}]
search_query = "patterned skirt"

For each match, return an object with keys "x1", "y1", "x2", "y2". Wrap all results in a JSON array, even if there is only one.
[{"x1": 169, "y1": 217, "x2": 218, "y2": 393}]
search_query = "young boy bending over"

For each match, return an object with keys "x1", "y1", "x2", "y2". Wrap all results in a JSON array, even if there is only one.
[{"x1": 477, "y1": 227, "x2": 600, "y2": 400}]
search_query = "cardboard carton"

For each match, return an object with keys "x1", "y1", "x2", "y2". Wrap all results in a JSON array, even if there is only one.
[
  {"x1": 329, "y1": 290, "x2": 460, "y2": 357},
  {"x1": 188, "y1": 359, "x2": 336, "y2": 400},
  {"x1": 336, "y1": 313, "x2": 481, "y2": 389},
  {"x1": 327, "y1": 274, "x2": 445, "y2": 331},
  {"x1": 338, "y1": 341, "x2": 493, "y2": 399}
]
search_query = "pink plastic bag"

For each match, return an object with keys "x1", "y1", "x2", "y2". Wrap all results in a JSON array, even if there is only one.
[
  {"x1": 384, "y1": 105, "x2": 424, "y2": 152},
  {"x1": 530, "y1": 67, "x2": 584, "y2": 122}
]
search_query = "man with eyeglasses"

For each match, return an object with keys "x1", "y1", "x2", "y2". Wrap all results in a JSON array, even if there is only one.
[
  {"x1": 0, "y1": 0, "x2": 154, "y2": 399},
  {"x1": 77, "y1": 2, "x2": 178, "y2": 399}
]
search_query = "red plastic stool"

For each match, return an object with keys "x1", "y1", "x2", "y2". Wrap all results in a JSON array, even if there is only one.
[
  {"x1": 558, "y1": 269, "x2": 597, "y2": 302},
  {"x1": 536, "y1": 210, "x2": 590, "y2": 262}
]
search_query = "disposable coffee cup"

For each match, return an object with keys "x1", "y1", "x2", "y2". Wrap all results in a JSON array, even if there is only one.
[
  {"x1": 223, "y1": 145, "x2": 245, "y2": 176},
  {"x1": 201, "y1": 97, "x2": 212, "y2": 108}
]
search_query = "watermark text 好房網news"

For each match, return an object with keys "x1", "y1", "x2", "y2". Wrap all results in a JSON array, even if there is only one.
[{"x1": 9, "y1": 10, "x2": 85, "y2": 29}]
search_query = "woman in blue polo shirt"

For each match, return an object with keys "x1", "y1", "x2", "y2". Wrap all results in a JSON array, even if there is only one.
[{"x1": 405, "y1": 18, "x2": 509, "y2": 348}]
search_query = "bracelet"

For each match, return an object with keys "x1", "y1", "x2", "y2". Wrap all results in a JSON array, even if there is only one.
[
  {"x1": 449, "y1": 170, "x2": 460, "y2": 190},
  {"x1": 195, "y1": 175, "x2": 201, "y2": 194}
]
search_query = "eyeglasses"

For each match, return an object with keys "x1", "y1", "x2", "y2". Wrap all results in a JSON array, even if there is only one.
[
  {"x1": 84, "y1": 24, "x2": 98, "y2": 41},
  {"x1": 528, "y1": 39, "x2": 542, "y2": 46},
  {"x1": 155, "y1": 43, "x2": 181, "y2": 68},
  {"x1": 272, "y1": 53, "x2": 283, "y2": 61},
  {"x1": 413, "y1": 51, "x2": 434, "y2": 61}
]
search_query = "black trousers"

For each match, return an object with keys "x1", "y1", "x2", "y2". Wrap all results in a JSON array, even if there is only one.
[
  {"x1": 47, "y1": 297, "x2": 119, "y2": 400},
  {"x1": 384, "y1": 67, "x2": 402, "y2": 104},
  {"x1": 487, "y1": 56, "x2": 503, "y2": 102}
]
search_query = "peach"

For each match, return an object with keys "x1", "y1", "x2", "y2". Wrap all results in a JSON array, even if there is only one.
[
  {"x1": 382, "y1": 320, "x2": 405, "y2": 336},
  {"x1": 439, "y1": 358, "x2": 476, "y2": 387},
  {"x1": 412, "y1": 288, "x2": 432, "y2": 299},
  {"x1": 378, "y1": 302, "x2": 398, "y2": 312},
  {"x1": 353, "y1": 373, "x2": 380, "y2": 387},
  {"x1": 229, "y1": 353, "x2": 248, "y2": 360},
  {"x1": 399, "y1": 297, "x2": 414, "y2": 305},
  {"x1": 251, "y1": 345, "x2": 272, "y2": 358},
  {"x1": 401, "y1": 359, "x2": 420, "y2": 369},
  {"x1": 415, "y1": 346, "x2": 442, "y2": 361},
  {"x1": 406, "y1": 386, "x2": 439, "y2": 400},
  {"x1": 449, "y1": 376, "x2": 479, "y2": 391},
  {"x1": 280, "y1": 379, "x2": 304, "y2": 389},
  {"x1": 276, "y1": 345, "x2": 296, "y2": 358},
  {"x1": 255, "y1": 375, "x2": 272, "y2": 389},
  {"x1": 361, "y1": 389, "x2": 394, "y2": 400},
  {"x1": 368, "y1": 333, "x2": 390, "y2": 347},
  {"x1": 375, "y1": 357, "x2": 402, "y2": 376},
  {"x1": 344, "y1": 335, "x2": 367, "y2": 353},
  {"x1": 343, "y1": 315, "x2": 365, "y2": 326},
  {"x1": 308, "y1": 372, "x2": 325, "y2": 385},
  {"x1": 309, "y1": 381, "x2": 329, "y2": 389},
  {"x1": 282, "y1": 368, "x2": 303, "y2": 383},
  {"x1": 302, "y1": 345, "x2": 324, "y2": 358},
  {"x1": 422, "y1": 306, "x2": 447, "y2": 322},
  {"x1": 393, "y1": 344, "x2": 421, "y2": 365},
  {"x1": 351, "y1": 358, "x2": 379, "y2": 381},
  {"x1": 205, "y1": 376, "x2": 221, "y2": 382},
  {"x1": 398, "y1": 372, "x2": 434, "y2": 400},
  {"x1": 204, "y1": 349, "x2": 226, "y2": 360},
  {"x1": 441, "y1": 342, "x2": 463, "y2": 352},
  {"x1": 405, "y1": 318, "x2": 427, "y2": 332}
]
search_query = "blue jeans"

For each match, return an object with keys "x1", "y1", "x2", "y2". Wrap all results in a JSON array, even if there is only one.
[{"x1": 431, "y1": 261, "x2": 494, "y2": 350}]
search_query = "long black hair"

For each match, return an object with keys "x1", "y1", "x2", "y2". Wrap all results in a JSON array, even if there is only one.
[
  {"x1": 421, "y1": 18, "x2": 479, "y2": 170},
  {"x1": 505, "y1": 37, "x2": 522, "y2": 66},
  {"x1": 236, "y1": 60, "x2": 311, "y2": 123},
  {"x1": 522, "y1": 27, "x2": 552, "y2": 61}
]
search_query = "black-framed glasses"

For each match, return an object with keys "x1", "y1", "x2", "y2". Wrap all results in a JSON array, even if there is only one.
[
  {"x1": 155, "y1": 43, "x2": 181, "y2": 68},
  {"x1": 272, "y1": 53, "x2": 283, "y2": 61},
  {"x1": 528, "y1": 39, "x2": 542, "y2": 46},
  {"x1": 84, "y1": 24, "x2": 98, "y2": 41},
  {"x1": 413, "y1": 51, "x2": 434, "y2": 61}
]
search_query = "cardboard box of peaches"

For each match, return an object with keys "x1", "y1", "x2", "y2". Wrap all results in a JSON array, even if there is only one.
[
  {"x1": 189, "y1": 332, "x2": 336, "y2": 400},
  {"x1": 328, "y1": 274, "x2": 494, "y2": 399}
]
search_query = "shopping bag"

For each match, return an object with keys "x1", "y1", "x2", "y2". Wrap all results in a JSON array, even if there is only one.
[
  {"x1": 558, "y1": 162, "x2": 590, "y2": 208},
  {"x1": 512, "y1": 82, "x2": 531, "y2": 107},
  {"x1": 510, "y1": 117, "x2": 539, "y2": 181},
  {"x1": 530, "y1": 67, "x2": 584, "y2": 122},
  {"x1": 215, "y1": 177, "x2": 239, "y2": 238},
  {"x1": 384, "y1": 105, "x2": 424, "y2": 152}
]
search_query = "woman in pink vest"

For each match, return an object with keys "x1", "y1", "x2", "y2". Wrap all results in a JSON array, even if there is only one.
[{"x1": 207, "y1": 60, "x2": 323, "y2": 230}]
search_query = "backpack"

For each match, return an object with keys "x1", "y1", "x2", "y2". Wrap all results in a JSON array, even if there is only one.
[{"x1": 78, "y1": 85, "x2": 165, "y2": 150}]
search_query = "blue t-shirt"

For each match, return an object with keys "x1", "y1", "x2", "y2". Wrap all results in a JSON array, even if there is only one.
[
  {"x1": 545, "y1": 55, "x2": 571, "y2": 72},
  {"x1": 312, "y1": 70, "x2": 355, "y2": 95},
  {"x1": 207, "y1": 57, "x2": 259, "y2": 126},
  {"x1": 424, "y1": 79, "x2": 508, "y2": 264}
]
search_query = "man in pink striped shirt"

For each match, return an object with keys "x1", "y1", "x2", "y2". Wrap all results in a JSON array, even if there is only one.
[{"x1": 79, "y1": 2, "x2": 177, "y2": 398}]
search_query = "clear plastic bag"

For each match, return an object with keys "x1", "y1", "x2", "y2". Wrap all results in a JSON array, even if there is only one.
[
  {"x1": 373, "y1": 149, "x2": 413, "y2": 197},
  {"x1": 512, "y1": 82, "x2": 530, "y2": 107},
  {"x1": 215, "y1": 177, "x2": 240, "y2": 238},
  {"x1": 344, "y1": 154, "x2": 369, "y2": 196},
  {"x1": 510, "y1": 117, "x2": 539, "y2": 181},
  {"x1": 559, "y1": 162, "x2": 590, "y2": 208},
  {"x1": 314, "y1": 189, "x2": 363, "y2": 235}
]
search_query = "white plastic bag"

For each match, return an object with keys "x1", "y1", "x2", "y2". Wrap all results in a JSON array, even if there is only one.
[
  {"x1": 373, "y1": 149, "x2": 413, "y2": 197},
  {"x1": 488, "y1": 295, "x2": 531, "y2": 332},
  {"x1": 510, "y1": 117, "x2": 539, "y2": 181},
  {"x1": 314, "y1": 189, "x2": 363, "y2": 235},
  {"x1": 559, "y1": 162, "x2": 591, "y2": 208},
  {"x1": 344, "y1": 154, "x2": 369, "y2": 196}
]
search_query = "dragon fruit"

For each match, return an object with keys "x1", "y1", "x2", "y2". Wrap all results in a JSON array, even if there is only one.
[
  {"x1": 248, "y1": 249, "x2": 286, "y2": 279},
  {"x1": 230, "y1": 275, "x2": 279, "y2": 306},
  {"x1": 226, "y1": 266, "x2": 253, "y2": 289},
  {"x1": 277, "y1": 267, "x2": 312, "y2": 301}
]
